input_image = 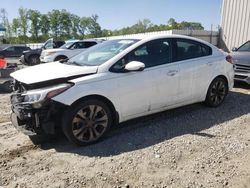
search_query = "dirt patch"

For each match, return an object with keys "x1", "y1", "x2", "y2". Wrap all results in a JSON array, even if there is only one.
[
  {"x1": 0, "y1": 86, "x2": 250, "y2": 188},
  {"x1": 0, "y1": 94, "x2": 11, "y2": 123}
]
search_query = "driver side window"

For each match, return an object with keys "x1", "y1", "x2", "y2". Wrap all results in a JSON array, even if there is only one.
[
  {"x1": 6, "y1": 46, "x2": 14, "y2": 52},
  {"x1": 110, "y1": 39, "x2": 172, "y2": 73}
]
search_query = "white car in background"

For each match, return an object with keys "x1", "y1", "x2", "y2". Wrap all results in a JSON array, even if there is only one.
[
  {"x1": 10, "y1": 35, "x2": 234, "y2": 146},
  {"x1": 40, "y1": 40, "x2": 101, "y2": 63}
]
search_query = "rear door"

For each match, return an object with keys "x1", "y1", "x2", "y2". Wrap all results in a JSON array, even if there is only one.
[{"x1": 172, "y1": 38, "x2": 213, "y2": 102}]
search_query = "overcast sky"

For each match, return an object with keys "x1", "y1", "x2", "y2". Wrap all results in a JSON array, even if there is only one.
[{"x1": 1, "y1": 0, "x2": 222, "y2": 30}]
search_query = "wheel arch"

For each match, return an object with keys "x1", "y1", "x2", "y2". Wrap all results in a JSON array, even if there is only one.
[
  {"x1": 70, "y1": 94, "x2": 119, "y2": 126},
  {"x1": 54, "y1": 55, "x2": 68, "y2": 61},
  {"x1": 211, "y1": 75, "x2": 229, "y2": 88}
]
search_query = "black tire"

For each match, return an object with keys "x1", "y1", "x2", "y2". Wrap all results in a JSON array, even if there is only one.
[
  {"x1": 28, "y1": 134, "x2": 55, "y2": 145},
  {"x1": 2, "y1": 81, "x2": 13, "y2": 93},
  {"x1": 28, "y1": 55, "x2": 40, "y2": 66},
  {"x1": 54, "y1": 55, "x2": 67, "y2": 61},
  {"x1": 62, "y1": 99, "x2": 112, "y2": 146},
  {"x1": 205, "y1": 77, "x2": 228, "y2": 107}
]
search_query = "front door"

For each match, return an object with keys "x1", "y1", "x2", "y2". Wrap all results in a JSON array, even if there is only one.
[{"x1": 110, "y1": 38, "x2": 180, "y2": 117}]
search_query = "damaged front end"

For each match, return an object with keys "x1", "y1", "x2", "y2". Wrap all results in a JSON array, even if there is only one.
[{"x1": 10, "y1": 80, "x2": 73, "y2": 136}]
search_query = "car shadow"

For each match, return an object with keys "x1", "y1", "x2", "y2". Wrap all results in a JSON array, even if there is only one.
[{"x1": 38, "y1": 90, "x2": 250, "y2": 157}]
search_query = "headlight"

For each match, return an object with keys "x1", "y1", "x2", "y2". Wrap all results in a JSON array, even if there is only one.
[
  {"x1": 22, "y1": 83, "x2": 73, "y2": 105},
  {"x1": 23, "y1": 93, "x2": 41, "y2": 103}
]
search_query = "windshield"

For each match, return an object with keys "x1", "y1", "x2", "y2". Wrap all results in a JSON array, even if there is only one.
[
  {"x1": 60, "y1": 41, "x2": 76, "y2": 49},
  {"x1": 67, "y1": 39, "x2": 139, "y2": 66},
  {"x1": 43, "y1": 39, "x2": 53, "y2": 49},
  {"x1": 238, "y1": 41, "x2": 250, "y2": 52}
]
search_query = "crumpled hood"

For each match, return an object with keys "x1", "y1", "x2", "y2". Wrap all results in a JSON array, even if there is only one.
[
  {"x1": 231, "y1": 52, "x2": 250, "y2": 65},
  {"x1": 11, "y1": 62, "x2": 98, "y2": 85}
]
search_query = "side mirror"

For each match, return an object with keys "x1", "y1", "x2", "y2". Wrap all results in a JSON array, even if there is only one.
[
  {"x1": 232, "y1": 47, "x2": 238, "y2": 52},
  {"x1": 125, "y1": 61, "x2": 145, "y2": 72}
]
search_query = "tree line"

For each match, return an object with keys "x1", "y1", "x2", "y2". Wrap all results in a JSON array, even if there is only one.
[{"x1": 0, "y1": 8, "x2": 204, "y2": 44}]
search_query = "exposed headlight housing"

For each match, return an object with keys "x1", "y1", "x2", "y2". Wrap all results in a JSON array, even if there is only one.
[
  {"x1": 22, "y1": 83, "x2": 73, "y2": 106},
  {"x1": 23, "y1": 93, "x2": 41, "y2": 103}
]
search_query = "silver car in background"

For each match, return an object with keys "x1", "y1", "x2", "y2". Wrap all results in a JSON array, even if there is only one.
[{"x1": 231, "y1": 41, "x2": 250, "y2": 84}]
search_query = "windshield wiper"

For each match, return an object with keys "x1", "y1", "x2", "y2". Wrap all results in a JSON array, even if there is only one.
[
  {"x1": 59, "y1": 59, "x2": 80, "y2": 66},
  {"x1": 66, "y1": 61, "x2": 82, "y2": 66}
]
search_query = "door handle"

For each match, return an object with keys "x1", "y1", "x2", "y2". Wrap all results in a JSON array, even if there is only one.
[{"x1": 167, "y1": 70, "x2": 178, "y2": 76}]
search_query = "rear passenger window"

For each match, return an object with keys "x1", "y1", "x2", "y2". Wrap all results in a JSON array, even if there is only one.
[{"x1": 176, "y1": 39, "x2": 212, "y2": 61}]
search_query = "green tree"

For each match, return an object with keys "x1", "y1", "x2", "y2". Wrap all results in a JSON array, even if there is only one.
[
  {"x1": 88, "y1": 14, "x2": 102, "y2": 37},
  {"x1": 28, "y1": 9, "x2": 41, "y2": 39},
  {"x1": 40, "y1": 14, "x2": 50, "y2": 38},
  {"x1": 101, "y1": 29, "x2": 112, "y2": 37},
  {"x1": 131, "y1": 19, "x2": 153, "y2": 33},
  {"x1": 18, "y1": 8, "x2": 28, "y2": 36},
  {"x1": 12, "y1": 18, "x2": 20, "y2": 36},
  {"x1": 59, "y1": 10, "x2": 72, "y2": 38},
  {"x1": 48, "y1": 9, "x2": 61, "y2": 38},
  {"x1": 79, "y1": 17, "x2": 91, "y2": 38},
  {"x1": 167, "y1": 18, "x2": 177, "y2": 28},
  {"x1": 70, "y1": 14, "x2": 80, "y2": 38},
  {"x1": 179, "y1": 21, "x2": 204, "y2": 30}
]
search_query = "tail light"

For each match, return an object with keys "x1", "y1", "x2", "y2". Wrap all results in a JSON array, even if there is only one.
[
  {"x1": 0, "y1": 57, "x2": 7, "y2": 69},
  {"x1": 226, "y1": 55, "x2": 234, "y2": 64}
]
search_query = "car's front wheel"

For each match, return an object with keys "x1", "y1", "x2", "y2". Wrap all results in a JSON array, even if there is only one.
[
  {"x1": 62, "y1": 99, "x2": 112, "y2": 146},
  {"x1": 205, "y1": 77, "x2": 228, "y2": 107},
  {"x1": 28, "y1": 55, "x2": 40, "y2": 65}
]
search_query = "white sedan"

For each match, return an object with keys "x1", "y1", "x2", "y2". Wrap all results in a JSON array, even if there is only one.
[
  {"x1": 40, "y1": 40, "x2": 100, "y2": 63},
  {"x1": 10, "y1": 35, "x2": 234, "y2": 146}
]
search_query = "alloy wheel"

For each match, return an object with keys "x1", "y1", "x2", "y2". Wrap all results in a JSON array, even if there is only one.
[
  {"x1": 30, "y1": 56, "x2": 40, "y2": 65},
  {"x1": 71, "y1": 105, "x2": 108, "y2": 143},
  {"x1": 209, "y1": 80, "x2": 227, "y2": 106}
]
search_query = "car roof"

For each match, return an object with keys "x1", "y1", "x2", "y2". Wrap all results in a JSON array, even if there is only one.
[
  {"x1": 108, "y1": 34, "x2": 190, "y2": 41},
  {"x1": 107, "y1": 34, "x2": 215, "y2": 48},
  {"x1": 5, "y1": 45, "x2": 28, "y2": 47}
]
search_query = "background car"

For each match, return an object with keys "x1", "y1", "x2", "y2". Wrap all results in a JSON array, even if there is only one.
[
  {"x1": 0, "y1": 45, "x2": 31, "y2": 58},
  {"x1": 0, "y1": 56, "x2": 17, "y2": 93},
  {"x1": 231, "y1": 41, "x2": 250, "y2": 85},
  {"x1": 20, "y1": 38, "x2": 65, "y2": 66},
  {"x1": 40, "y1": 39, "x2": 101, "y2": 63}
]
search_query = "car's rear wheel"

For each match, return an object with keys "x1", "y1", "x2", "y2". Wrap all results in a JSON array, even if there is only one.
[
  {"x1": 62, "y1": 99, "x2": 112, "y2": 146},
  {"x1": 205, "y1": 77, "x2": 228, "y2": 107},
  {"x1": 28, "y1": 55, "x2": 40, "y2": 65}
]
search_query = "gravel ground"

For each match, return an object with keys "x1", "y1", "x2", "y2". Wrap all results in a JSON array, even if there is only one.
[{"x1": 0, "y1": 83, "x2": 250, "y2": 188}]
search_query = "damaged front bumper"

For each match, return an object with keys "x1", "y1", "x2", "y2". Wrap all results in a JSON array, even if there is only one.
[{"x1": 11, "y1": 93, "x2": 67, "y2": 136}]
